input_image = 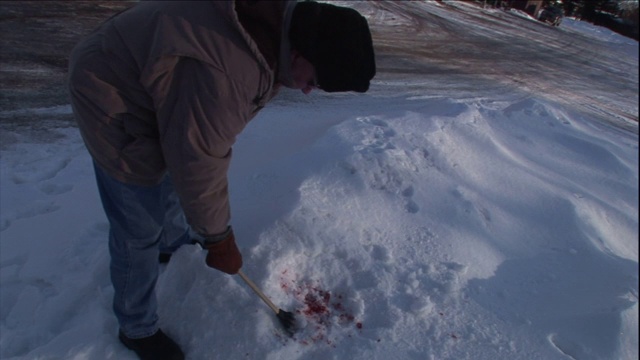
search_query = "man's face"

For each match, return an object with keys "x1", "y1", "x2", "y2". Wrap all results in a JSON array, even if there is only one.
[{"x1": 289, "y1": 50, "x2": 318, "y2": 95}]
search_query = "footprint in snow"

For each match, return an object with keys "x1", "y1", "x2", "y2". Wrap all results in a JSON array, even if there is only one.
[
  {"x1": 10, "y1": 157, "x2": 72, "y2": 184},
  {"x1": 39, "y1": 182, "x2": 73, "y2": 195},
  {"x1": 402, "y1": 186, "x2": 420, "y2": 214},
  {"x1": 13, "y1": 201, "x2": 61, "y2": 221},
  {"x1": 0, "y1": 201, "x2": 60, "y2": 231},
  {"x1": 357, "y1": 117, "x2": 397, "y2": 154},
  {"x1": 368, "y1": 244, "x2": 391, "y2": 263}
]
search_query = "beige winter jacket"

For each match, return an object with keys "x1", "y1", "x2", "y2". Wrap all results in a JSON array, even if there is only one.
[{"x1": 69, "y1": 1, "x2": 291, "y2": 235}]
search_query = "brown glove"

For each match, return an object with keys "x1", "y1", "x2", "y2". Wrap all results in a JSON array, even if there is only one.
[{"x1": 202, "y1": 227, "x2": 243, "y2": 274}]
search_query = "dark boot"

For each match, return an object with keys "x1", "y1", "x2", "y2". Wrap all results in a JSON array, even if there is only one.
[{"x1": 119, "y1": 329, "x2": 184, "y2": 360}]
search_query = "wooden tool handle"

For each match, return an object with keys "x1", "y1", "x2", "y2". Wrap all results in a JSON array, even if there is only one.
[{"x1": 237, "y1": 270, "x2": 279, "y2": 314}]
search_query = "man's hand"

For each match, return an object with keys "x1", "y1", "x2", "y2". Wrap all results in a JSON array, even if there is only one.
[{"x1": 201, "y1": 227, "x2": 243, "y2": 274}]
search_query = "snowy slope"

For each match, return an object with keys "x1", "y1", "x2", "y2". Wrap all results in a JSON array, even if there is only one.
[{"x1": 0, "y1": 2, "x2": 638, "y2": 360}]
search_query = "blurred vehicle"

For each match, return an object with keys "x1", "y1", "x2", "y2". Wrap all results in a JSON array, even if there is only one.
[{"x1": 538, "y1": 6, "x2": 563, "y2": 26}]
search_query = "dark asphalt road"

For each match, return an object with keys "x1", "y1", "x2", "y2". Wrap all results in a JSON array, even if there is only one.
[{"x1": 1, "y1": 1, "x2": 637, "y2": 132}]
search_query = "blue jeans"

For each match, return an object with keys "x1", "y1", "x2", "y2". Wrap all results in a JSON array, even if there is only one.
[{"x1": 93, "y1": 163, "x2": 191, "y2": 338}]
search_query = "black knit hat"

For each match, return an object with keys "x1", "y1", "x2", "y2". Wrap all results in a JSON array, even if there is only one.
[{"x1": 289, "y1": 1, "x2": 376, "y2": 93}]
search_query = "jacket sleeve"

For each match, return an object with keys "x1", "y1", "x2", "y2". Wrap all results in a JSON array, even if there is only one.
[{"x1": 144, "y1": 56, "x2": 250, "y2": 236}]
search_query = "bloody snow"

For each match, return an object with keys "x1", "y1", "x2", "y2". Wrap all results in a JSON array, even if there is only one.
[{"x1": 277, "y1": 270, "x2": 362, "y2": 347}]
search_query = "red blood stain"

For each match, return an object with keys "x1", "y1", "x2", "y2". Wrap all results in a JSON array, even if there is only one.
[
  {"x1": 278, "y1": 273, "x2": 363, "y2": 347},
  {"x1": 339, "y1": 313, "x2": 355, "y2": 323},
  {"x1": 303, "y1": 291, "x2": 330, "y2": 317}
]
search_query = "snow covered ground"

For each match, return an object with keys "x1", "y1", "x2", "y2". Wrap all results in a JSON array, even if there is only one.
[{"x1": 1, "y1": 1, "x2": 638, "y2": 360}]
